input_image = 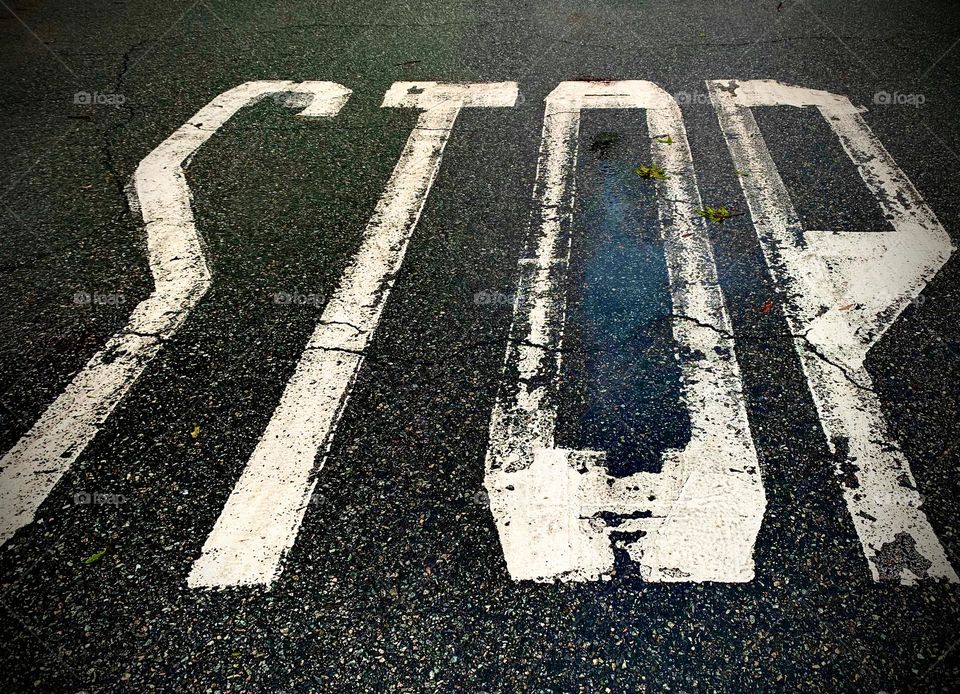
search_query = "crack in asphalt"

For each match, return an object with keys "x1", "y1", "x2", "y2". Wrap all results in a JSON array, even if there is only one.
[
  {"x1": 99, "y1": 38, "x2": 148, "y2": 229},
  {"x1": 667, "y1": 313, "x2": 735, "y2": 341},
  {"x1": 317, "y1": 320, "x2": 367, "y2": 334},
  {"x1": 791, "y1": 332, "x2": 875, "y2": 393}
]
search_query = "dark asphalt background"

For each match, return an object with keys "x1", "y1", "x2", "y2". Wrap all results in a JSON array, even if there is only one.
[{"x1": 2, "y1": 0, "x2": 960, "y2": 690}]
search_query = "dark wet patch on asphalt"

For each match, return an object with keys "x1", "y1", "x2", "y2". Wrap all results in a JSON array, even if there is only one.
[{"x1": 557, "y1": 114, "x2": 690, "y2": 477}]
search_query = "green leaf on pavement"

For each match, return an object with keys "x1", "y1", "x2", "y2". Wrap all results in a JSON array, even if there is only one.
[
  {"x1": 635, "y1": 163, "x2": 670, "y2": 180},
  {"x1": 696, "y1": 206, "x2": 736, "y2": 223},
  {"x1": 84, "y1": 549, "x2": 106, "y2": 565}
]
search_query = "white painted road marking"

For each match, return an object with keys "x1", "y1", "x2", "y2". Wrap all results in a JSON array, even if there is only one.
[
  {"x1": 1, "y1": 76, "x2": 950, "y2": 587},
  {"x1": 188, "y1": 82, "x2": 519, "y2": 589},
  {"x1": 484, "y1": 81, "x2": 764, "y2": 583},
  {"x1": 0, "y1": 81, "x2": 351, "y2": 546},
  {"x1": 707, "y1": 79, "x2": 957, "y2": 583}
]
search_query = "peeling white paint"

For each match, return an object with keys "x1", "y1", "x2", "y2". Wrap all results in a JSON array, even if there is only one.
[
  {"x1": 0, "y1": 81, "x2": 351, "y2": 546},
  {"x1": 484, "y1": 81, "x2": 764, "y2": 583},
  {"x1": 707, "y1": 79, "x2": 957, "y2": 583},
  {"x1": 188, "y1": 82, "x2": 519, "y2": 589}
]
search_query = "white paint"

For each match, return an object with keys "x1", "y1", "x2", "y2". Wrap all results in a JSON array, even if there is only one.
[
  {"x1": 0, "y1": 81, "x2": 351, "y2": 546},
  {"x1": 188, "y1": 82, "x2": 519, "y2": 589},
  {"x1": 484, "y1": 81, "x2": 763, "y2": 583},
  {"x1": 707, "y1": 79, "x2": 957, "y2": 583}
]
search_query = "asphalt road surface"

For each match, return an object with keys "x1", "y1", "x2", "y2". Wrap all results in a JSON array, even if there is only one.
[{"x1": 2, "y1": 0, "x2": 960, "y2": 691}]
